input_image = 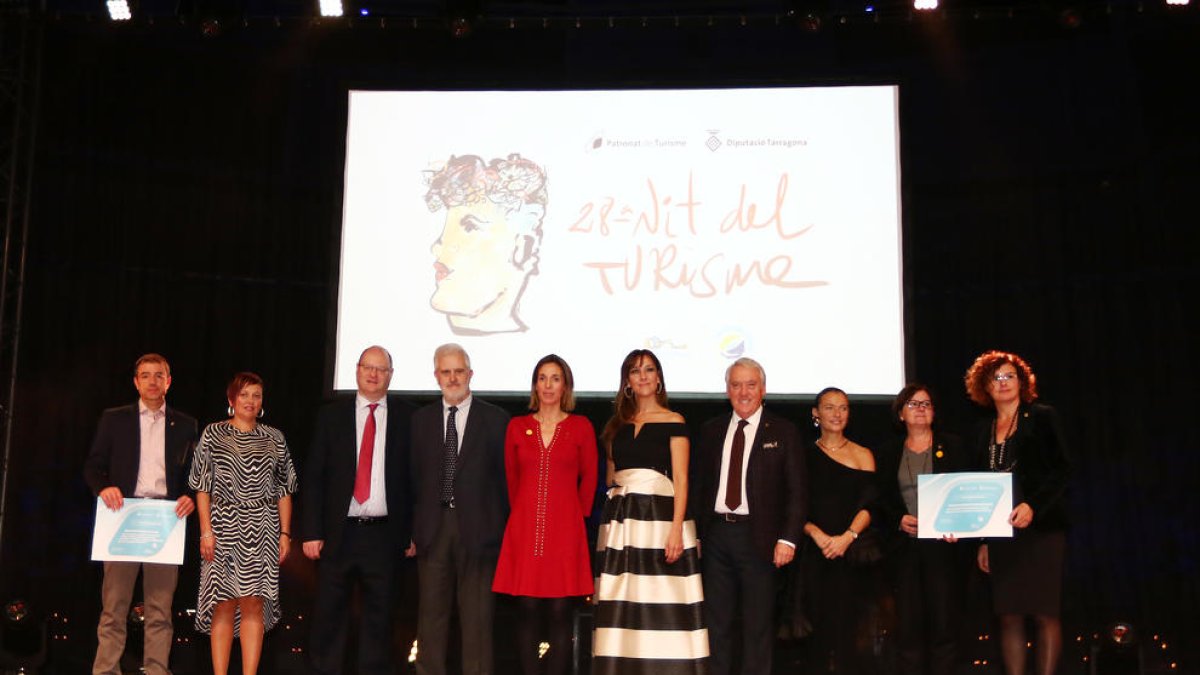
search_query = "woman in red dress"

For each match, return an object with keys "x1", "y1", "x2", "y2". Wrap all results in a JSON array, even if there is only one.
[{"x1": 493, "y1": 354, "x2": 599, "y2": 675}]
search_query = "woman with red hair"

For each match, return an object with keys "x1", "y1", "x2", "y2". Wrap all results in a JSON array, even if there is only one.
[{"x1": 964, "y1": 351, "x2": 1070, "y2": 675}]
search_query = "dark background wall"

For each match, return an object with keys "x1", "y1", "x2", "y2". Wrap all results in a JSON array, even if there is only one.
[{"x1": 1, "y1": 4, "x2": 1196, "y2": 669}]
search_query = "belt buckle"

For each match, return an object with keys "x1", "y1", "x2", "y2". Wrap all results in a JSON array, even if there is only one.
[
  {"x1": 723, "y1": 512, "x2": 738, "y2": 522},
  {"x1": 443, "y1": 498, "x2": 456, "y2": 509}
]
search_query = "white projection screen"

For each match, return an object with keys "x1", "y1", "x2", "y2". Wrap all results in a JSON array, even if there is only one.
[{"x1": 334, "y1": 86, "x2": 905, "y2": 397}]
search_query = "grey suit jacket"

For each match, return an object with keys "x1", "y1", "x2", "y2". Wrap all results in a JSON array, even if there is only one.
[{"x1": 409, "y1": 396, "x2": 510, "y2": 556}]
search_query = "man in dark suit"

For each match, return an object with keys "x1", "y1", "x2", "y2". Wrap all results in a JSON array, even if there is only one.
[
  {"x1": 410, "y1": 343, "x2": 510, "y2": 675},
  {"x1": 692, "y1": 357, "x2": 807, "y2": 675},
  {"x1": 301, "y1": 345, "x2": 413, "y2": 674},
  {"x1": 83, "y1": 353, "x2": 198, "y2": 675}
]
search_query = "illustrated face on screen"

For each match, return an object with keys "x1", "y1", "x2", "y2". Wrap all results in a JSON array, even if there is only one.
[{"x1": 423, "y1": 154, "x2": 547, "y2": 335}]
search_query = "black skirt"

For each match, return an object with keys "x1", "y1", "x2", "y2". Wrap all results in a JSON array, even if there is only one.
[{"x1": 988, "y1": 529, "x2": 1066, "y2": 616}]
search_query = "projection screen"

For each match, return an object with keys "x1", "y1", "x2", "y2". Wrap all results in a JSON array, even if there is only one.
[{"x1": 334, "y1": 86, "x2": 905, "y2": 396}]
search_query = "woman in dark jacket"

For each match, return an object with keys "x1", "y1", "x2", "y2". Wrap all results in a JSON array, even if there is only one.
[
  {"x1": 965, "y1": 351, "x2": 1070, "y2": 675},
  {"x1": 875, "y1": 383, "x2": 966, "y2": 675}
]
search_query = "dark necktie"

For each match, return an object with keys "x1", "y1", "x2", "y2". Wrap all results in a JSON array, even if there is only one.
[
  {"x1": 442, "y1": 406, "x2": 459, "y2": 503},
  {"x1": 725, "y1": 418, "x2": 749, "y2": 511},
  {"x1": 353, "y1": 403, "x2": 378, "y2": 504}
]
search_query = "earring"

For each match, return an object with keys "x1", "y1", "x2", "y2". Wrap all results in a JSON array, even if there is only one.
[
  {"x1": 812, "y1": 417, "x2": 819, "y2": 428},
  {"x1": 623, "y1": 386, "x2": 633, "y2": 397},
  {"x1": 258, "y1": 408, "x2": 265, "y2": 419},
  {"x1": 227, "y1": 405, "x2": 234, "y2": 417},
  {"x1": 656, "y1": 381, "x2": 663, "y2": 394}
]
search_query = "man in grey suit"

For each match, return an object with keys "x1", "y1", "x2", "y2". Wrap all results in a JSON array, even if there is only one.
[
  {"x1": 83, "y1": 353, "x2": 198, "y2": 675},
  {"x1": 410, "y1": 343, "x2": 510, "y2": 675}
]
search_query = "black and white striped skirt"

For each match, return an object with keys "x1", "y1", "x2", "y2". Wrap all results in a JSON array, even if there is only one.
[{"x1": 593, "y1": 468, "x2": 709, "y2": 675}]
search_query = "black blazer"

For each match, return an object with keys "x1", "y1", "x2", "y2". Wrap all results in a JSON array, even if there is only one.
[
  {"x1": 692, "y1": 407, "x2": 807, "y2": 563},
  {"x1": 874, "y1": 432, "x2": 965, "y2": 542},
  {"x1": 410, "y1": 397, "x2": 510, "y2": 556},
  {"x1": 300, "y1": 394, "x2": 414, "y2": 553},
  {"x1": 83, "y1": 403, "x2": 198, "y2": 500},
  {"x1": 970, "y1": 402, "x2": 1071, "y2": 531}
]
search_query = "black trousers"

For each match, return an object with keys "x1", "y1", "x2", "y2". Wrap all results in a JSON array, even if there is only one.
[
  {"x1": 892, "y1": 538, "x2": 965, "y2": 675},
  {"x1": 309, "y1": 521, "x2": 399, "y2": 675},
  {"x1": 701, "y1": 517, "x2": 779, "y2": 675}
]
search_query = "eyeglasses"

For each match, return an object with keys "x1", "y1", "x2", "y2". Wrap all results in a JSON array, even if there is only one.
[
  {"x1": 992, "y1": 372, "x2": 1018, "y2": 383},
  {"x1": 905, "y1": 400, "x2": 933, "y2": 410},
  {"x1": 358, "y1": 364, "x2": 393, "y2": 375}
]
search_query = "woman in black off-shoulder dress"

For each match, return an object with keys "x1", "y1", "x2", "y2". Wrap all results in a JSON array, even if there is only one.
[{"x1": 592, "y1": 349, "x2": 708, "y2": 675}]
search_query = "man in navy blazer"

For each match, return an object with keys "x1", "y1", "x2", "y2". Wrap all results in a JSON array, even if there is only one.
[
  {"x1": 691, "y1": 357, "x2": 807, "y2": 675},
  {"x1": 409, "y1": 343, "x2": 509, "y2": 675},
  {"x1": 83, "y1": 353, "x2": 198, "y2": 675},
  {"x1": 301, "y1": 345, "x2": 413, "y2": 674}
]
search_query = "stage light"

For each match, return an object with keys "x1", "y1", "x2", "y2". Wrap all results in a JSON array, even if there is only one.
[
  {"x1": 450, "y1": 15, "x2": 472, "y2": 37},
  {"x1": 1094, "y1": 621, "x2": 1141, "y2": 675},
  {"x1": 914, "y1": 0, "x2": 937, "y2": 9},
  {"x1": 1165, "y1": 0, "x2": 1189, "y2": 5},
  {"x1": 319, "y1": 0, "x2": 342, "y2": 17},
  {"x1": 1, "y1": 599, "x2": 48, "y2": 668},
  {"x1": 800, "y1": 12, "x2": 821, "y2": 31},
  {"x1": 1059, "y1": 8, "x2": 1082, "y2": 29},
  {"x1": 106, "y1": 0, "x2": 131, "y2": 20}
]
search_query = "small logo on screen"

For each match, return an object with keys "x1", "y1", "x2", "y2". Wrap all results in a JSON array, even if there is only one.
[
  {"x1": 718, "y1": 332, "x2": 747, "y2": 359},
  {"x1": 706, "y1": 129, "x2": 722, "y2": 152}
]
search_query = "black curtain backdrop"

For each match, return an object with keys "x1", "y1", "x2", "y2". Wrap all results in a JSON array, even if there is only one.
[{"x1": 3, "y1": 8, "x2": 1197, "y2": 670}]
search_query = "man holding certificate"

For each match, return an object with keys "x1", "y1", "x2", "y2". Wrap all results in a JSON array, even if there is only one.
[{"x1": 83, "y1": 353, "x2": 198, "y2": 675}]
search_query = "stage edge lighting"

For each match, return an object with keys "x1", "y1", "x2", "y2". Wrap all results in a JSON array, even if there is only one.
[{"x1": 914, "y1": 0, "x2": 938, "y2": 9}]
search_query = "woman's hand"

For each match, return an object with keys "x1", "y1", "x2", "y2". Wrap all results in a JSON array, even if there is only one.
[
  {"x1": 977, "y1": 544, "x2": 990, "y2": 574},
  {"x1": 200, "y1": 533, "x2": 215, "y2": 562},
  {"x1": 1009, "y1": 502, "x2": 1034, "y2": 529},
  {"x1": 900, "y1": 514, "x2": 919, "y2": 536},
  {"x1": 823, "y1": 532, "x2": 853, "y2": 559},
  {"x1": 664, "y1": 524, "x2": 684, "y2": 564},
  {"x1": 279, "y1": 534, "x2": 291, "y2": 564}
]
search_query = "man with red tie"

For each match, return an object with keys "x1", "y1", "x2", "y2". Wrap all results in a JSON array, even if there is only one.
[{"x1": 302, "y1": 345, "x2": 414, "y2": 674}]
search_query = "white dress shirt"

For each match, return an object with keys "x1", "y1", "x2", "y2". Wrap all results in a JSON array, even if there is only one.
[
  {"x1": 347, "y1": 394, "x2": 388, "y2": 517},
  {"x1": 134, "y1": 400, "x2": 168, "y2": 499}
]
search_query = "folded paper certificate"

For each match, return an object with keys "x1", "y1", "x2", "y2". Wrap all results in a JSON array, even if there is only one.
[
  {"x1": 91, "y1": 497, "x2": 186, "y2": 564},
  {"x1": 917, "y1": 472, "x2": 1013, "y2": 539}
]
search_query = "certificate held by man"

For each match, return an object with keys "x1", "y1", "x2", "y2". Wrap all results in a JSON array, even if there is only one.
[
  {"x1": 916, "y1": 472, "x2": 1013, "y2": 539},
  {"x1": 91, "y1": 497, "x2": 187, "y2": 564}
]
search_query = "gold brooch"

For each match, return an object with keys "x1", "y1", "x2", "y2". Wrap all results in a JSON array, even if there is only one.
[
  {"x1": 525, "y1": 429, "x2": 533, "y2": 436},
  {"x1": 935, "y1": 450, "x2": 944, "y2": 458}
]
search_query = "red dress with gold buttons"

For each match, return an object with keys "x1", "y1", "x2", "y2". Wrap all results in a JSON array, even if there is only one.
[{"x1": 492, "y1": 414, "x2": 599, "y2": 597}]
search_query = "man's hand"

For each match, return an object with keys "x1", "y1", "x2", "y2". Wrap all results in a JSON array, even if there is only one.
[
  {"x1": 99, "y1": 487, "x2": 124, "y2": 511},
  {"x1": 773, "y1": 542, "x2": 795, "y2": 568},
  {"x1": 303, "y1": 540, "x2": 324, "y2": 560},
  {"x1": 174, "y1": 495, "x2": 195, "y2": 518}
]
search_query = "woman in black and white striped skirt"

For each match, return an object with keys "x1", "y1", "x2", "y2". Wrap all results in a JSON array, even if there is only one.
[{"x1": 593, "y1": 349, "x2": 708, "y2": 675}]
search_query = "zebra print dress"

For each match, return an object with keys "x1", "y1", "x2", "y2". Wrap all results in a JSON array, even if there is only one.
[{"x1": 188, "y1": 421, "x2": 298, "y2": 635}]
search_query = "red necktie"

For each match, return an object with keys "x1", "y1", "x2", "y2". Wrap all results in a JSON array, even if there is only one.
[{"x1": 354, "y1": 403, "x2": 379, "y2": 504}]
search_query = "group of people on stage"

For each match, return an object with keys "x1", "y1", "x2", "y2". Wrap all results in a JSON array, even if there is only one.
[{"x1": 83, "y1": 345, "x2": 1069, "y2": 675}]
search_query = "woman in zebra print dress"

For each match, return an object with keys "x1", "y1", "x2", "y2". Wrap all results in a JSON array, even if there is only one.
[
  {"x1": 593, "y1": 349, "x2": 708, "y2": 675},
  {"x1": 189, "y1": 372, "x2": 298, "y2": 675}
]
